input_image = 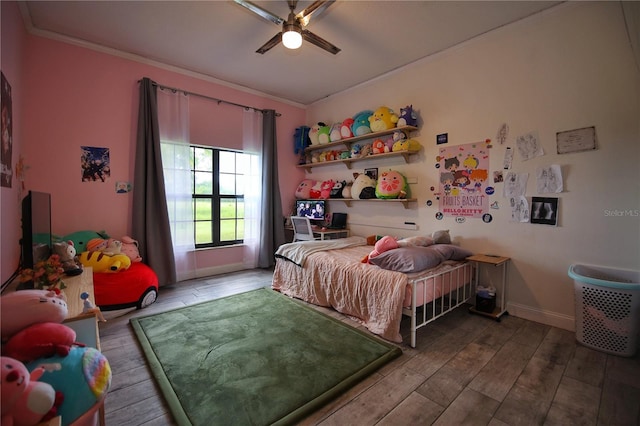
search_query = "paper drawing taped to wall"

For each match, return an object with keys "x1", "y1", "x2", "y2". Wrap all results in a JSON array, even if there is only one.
[
  {"x1": 536, "y1": 165, "x2": 563, "y2": 194},
  {"x1": 439, "y1": 141, "x2": 490, "y2": 218},
  {"x1": 503, "y1": 171, "x2": 528, "y2": 198},
  {"x1": 516, "y1": 131, "x2": 544, "y2": 161},
  {"x1": 81, "y1": 146, "x2": 110, "y2": 182}
]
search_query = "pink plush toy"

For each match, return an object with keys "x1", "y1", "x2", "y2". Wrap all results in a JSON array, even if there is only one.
[
  {"x1": 295, "y1": 179, "x2": 317, "y2": 199},
  {"x1": 362, "y1": 236, "x2": 399, "y2": 264},
  {"x1": 1, "y1": 356, "x2": 63, "y2": 426},
  {"x1": 120, "y1": 236, "x2": 142, "y2": 262},
  {"x1": 1, "y1": 290, "x2": 68, "y2": 341},
  {"x1": 319, "y1": 179, "x2": 335, "y2": 199},
  {"x1": 4, "y1": 323, "x2": 82, "y2": 363}
]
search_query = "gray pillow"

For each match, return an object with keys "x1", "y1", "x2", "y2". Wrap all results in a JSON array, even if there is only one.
[
  {"x1": 431, "y1": 229, "x2": 451, "y2": 244},
  {"x1": 369, "y1": 246, "x2": 444, "y2": 273},
  {"x1": 430, "y1": 244, "x2": 473, "y2": 261}
]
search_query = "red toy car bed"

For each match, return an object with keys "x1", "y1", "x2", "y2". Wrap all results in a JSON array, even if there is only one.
[{"x1": 93, "y1": 262, "x2": 159, "y2": 311}]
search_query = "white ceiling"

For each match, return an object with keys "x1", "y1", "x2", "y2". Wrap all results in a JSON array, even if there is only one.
[{"x1": 20, "y1": 1, "x2": 562, "y2": 106}]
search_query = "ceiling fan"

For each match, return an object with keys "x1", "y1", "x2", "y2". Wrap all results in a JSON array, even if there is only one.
[{"x1": 234, "y1": 0, "x2": 341, "y2": 55}]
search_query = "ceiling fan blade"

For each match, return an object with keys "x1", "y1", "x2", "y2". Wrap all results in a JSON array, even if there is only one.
[
  {"x1": 296, "y1": 0, "x2": 335, "y2": 27},
  {"x1": 302, "y1": 29, "x2": 341, "y2": 55},
  {"x1": 256, "y1": 32, "x2": 283, "y2": 54},
  {"x1": 234, "y1": 0, "x2": 284, "y2": 25}
]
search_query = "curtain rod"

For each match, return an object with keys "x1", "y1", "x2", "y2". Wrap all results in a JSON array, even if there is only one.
[{"x1": 139, "y1": 79, "x2": 281, "y2": 117}]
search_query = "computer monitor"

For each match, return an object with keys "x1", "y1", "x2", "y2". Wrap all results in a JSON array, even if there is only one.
[{"x1": 295, "y1": 199, "x2": 325, "y2": 221}]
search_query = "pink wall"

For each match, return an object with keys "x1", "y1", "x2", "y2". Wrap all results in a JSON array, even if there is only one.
[
  {"x1": 1, "y1": 1, "x2": 27, "y2": 282},
  {"x1": 1, "y1": 5, "x2": 306, "y2": 281}
]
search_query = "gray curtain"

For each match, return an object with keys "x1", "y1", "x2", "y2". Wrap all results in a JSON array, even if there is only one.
[
  {"x1": 133, "y1": 78, "x2": 177, "y2": 286},
  {"x1": 258, "y1": 110, "x2": 286, "y2": 268}
]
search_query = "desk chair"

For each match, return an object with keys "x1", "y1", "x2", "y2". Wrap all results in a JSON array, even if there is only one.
[{"x1": 291, "y1": 216, "x2": 319, "y2": 242}]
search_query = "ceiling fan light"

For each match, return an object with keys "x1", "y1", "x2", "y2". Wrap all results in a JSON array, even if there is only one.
[{"x1": 282, "y1": 28, "x2": 302, "y2": 49}]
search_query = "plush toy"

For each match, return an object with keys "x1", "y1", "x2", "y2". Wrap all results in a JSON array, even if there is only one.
[
  {"x1": 61, "y1": 230, "x2": 109, "y2": 254},
  {"x1": 319, "y1": 151, "x2": 327, "y2": 162},
  {"x1": 368, "y1": 106, "x2": 399, "y2": 132},
  {"x1": 86, "y1": 238, "x2": 121, "y2": 256},
  {"x1": 52, "y1": 241, "x2": 82, "y2": 276},
  {"x1": 308, "y1": 123, "x2": 322, "y2": 146},
  {"x1": 371, "y1": 139, "x2": 389, "y2": 154},
  {"x1": 310, "y1": 152, "x2": 320, "y2": 163},
  {"x1": 361, "y1": 235, "x2": 399, "y2": 264},
  {"x1": 339, "y1": 150, "x2": 350, "y2": 160},
  {"x1": 1, "y1": 356, "x2": 63, "y2": 426},
  {"x1": 1, "y1": 290, "x2": 68, "y2": 340},
  {"x1": 351, "y1": 111, "x2": 373, "y2": 136},
  {"x1": 3, "y1": 323, "x2": 82, "y2": 363},
  {"x1": 330, "y1": 180, "x2": 346, "y2": 198},
  {"x1": 340, "y1": 118, "x2": 354, "y2": 138},
  {"x1": 319, "y1": 179, "x2": 335, "y2": 199},
  {"x1": 317, "y1": 123, "x2": 331, "y2": 144},
  {"x1": 293, "y1": 125, "x2": 310, "y2": 154},
  {"x1": 383, "y1": 136, "x2": 395, "y2": 152},
  {"x1": 350, "y1": 143, "x2": 363, "y2": 159},
  {"x1": 376, "y1": 170, "x2": 408, "y2": 199},
  {"x1": 295, "y1": 179, "x2": 317, "y2": 199},
  {"x1": 120, "y1": 236, "x2": 142, "y2": 263},
  {"x1": 329, "y1": 123, "x2": 342, "y2": 142},
  {"x1": 392, "y1": 138, "x2": 421, "y2": 153},
  {"x1": 26, "y1": 347, "x2": 111, "y2": 426},
  {"x1": 78, "y1": 251, "x2": 131, "y2": 273},
  {"x1": 309, "y1": 180, "x2": 323, "y2": 199},
  {"x1": 351, "y1": 173, "x2": 377, "y2": 199},
  {"x1": 342, "y1": 181, "x2": 353, "y2": 199},
  {"x1": 397, "y1": 105, "x2": 418, "y2": 127},
  {"x1": 393, "y1": 130, "x2": 406, "y2": 143},
  {"x1": 360, "y1": 143, "x2": 372, "y2": 157}
]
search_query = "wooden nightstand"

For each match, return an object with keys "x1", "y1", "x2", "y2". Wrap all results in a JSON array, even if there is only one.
[{"x1": 466, "y1": 254, "x2": 510, "y2": 321}]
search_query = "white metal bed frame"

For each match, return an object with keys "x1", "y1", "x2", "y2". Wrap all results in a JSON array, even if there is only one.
[{"x1": 402, "y1": 261, "x2": 475, "y2": 348}]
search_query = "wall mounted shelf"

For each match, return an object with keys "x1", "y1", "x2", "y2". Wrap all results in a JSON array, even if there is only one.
[{"x1": 327, "y1": 198, "x2": 417, "y2": 209}]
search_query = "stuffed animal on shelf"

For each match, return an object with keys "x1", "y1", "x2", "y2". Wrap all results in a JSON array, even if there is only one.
[
  {"x1": 371, "y1": 139, "x2": 389, "y2": 154},
  {"x1": 1, "y1": 357, "x2": 63, "y2": 426},
  {"x1": 317, "y1": 123, "x2": 331, "y2": 144},
  {"x1": 329, "y1": 123, "x2": 342, "y2": 142},
  {"x1": 308, "y1": 123, "x2": 322, "y2": 146},
  {"x1": 1, "y1": 290, "x2": 68, "y2": 340},
  {"x1": 351, "y1": 172, "x2": 377, "y2": 199},
  {"x1": 350, "y1": 143, "x2": 363, "y2": 159},
  {"x1": 295, "y1": 179, "x2": 317, "y2": 199},
  {"x1": 341, "y1": 181, "x2": 353, "y2": 198},
  {"x1": 368, "y1": 106, "x2": 399, "y2": 132},
  {"x1": 339, "y1": 150, "x2": 350, "y2": 160},
  {"x1": 351, "y1": 110, "x2": 373, "y2": 136},
  {"x1": 397, "y1": 105, "x2": 418, "y2": 127},
  {"x1": 78, "y1": 251, "x2": 131, "y2": 273},
  {"x1": 319, "y1": 179, "x2": 335, "y2": 199},
  {"x1": 340, "y1": 118, "x2": 354, "y2": 138},
  {"x1": 120, "y1": 236, "x2": 142, "y2": 263},
  {"x1": 392, "y1": 138, "x2": 421, "y2": 153},
  {"x1": 52, "y1": 240, "x2": 82, "y2": 276},
  {"x1": 330, "y1": 180, "x2": 347, "y2": 198},
  {"x1": 376, "y1": 170, "x2": 408, "y2": 199},
  {"x1": 361, "y1": 235, "x2": 399, "y2": 264}
]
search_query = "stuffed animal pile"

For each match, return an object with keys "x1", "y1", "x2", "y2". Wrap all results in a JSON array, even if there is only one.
[
  {"x1": 297, "y1": 104, "x2": 421, "y2": 166},
  {"x1": 0, "y1": 289, "x2": 112, "y2": 426},
  {"x1": 68, "y1": 234, "x2": 143, "y2": 273}
]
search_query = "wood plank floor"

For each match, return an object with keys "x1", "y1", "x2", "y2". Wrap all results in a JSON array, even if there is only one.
[{"x1": 98, "y1": 268, "x2": 640, "y2": 425}]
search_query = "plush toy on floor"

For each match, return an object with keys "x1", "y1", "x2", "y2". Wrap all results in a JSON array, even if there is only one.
[{"x1": 1, "y1": 356, "x2": 64, "y2": 426}]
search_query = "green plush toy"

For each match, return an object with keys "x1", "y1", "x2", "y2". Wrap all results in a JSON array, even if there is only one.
[
  {"x1": 60, "y1": 230, "x2": 109, "y2": 253},
  {"x1": 375, "y1": 170, "x2": 408, "y2": 199}
]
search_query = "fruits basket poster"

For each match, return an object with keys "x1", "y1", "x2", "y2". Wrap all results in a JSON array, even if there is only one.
[{"x1": 439, "y1": 141, "x2": 490, "y2": 218}]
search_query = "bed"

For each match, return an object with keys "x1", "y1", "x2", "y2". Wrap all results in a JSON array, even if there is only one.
[{"x1": 272, "y1": 236, "x2": 475, "y2": 347}]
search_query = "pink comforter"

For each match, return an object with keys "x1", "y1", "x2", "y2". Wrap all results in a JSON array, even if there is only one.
[{"x1": 272, "y1": 245, "x2": 408, "y2": 343}]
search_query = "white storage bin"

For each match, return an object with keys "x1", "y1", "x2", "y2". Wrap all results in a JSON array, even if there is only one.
[{"x1": 569, "y1": 264, "x2": 640, "y2": 357}]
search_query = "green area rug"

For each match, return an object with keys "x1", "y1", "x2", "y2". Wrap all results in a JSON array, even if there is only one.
[{"x1": 131, "y1": 288, "x2": 401, "y2": 426}]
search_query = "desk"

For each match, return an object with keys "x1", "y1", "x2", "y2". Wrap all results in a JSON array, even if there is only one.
[
  {"x1": 314, "y1": 229, "x2": 350, "y2": 240},
  {"x1": 466, "y1": 254, "x2": 510, "y2": 321}
]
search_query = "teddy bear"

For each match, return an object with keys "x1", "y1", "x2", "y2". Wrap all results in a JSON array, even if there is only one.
[
  {"x1": 397, "y1": 104, "x2": 418, "y2": 127},
  {"x1": 1, "y1": 356, "x2": 63, "y2": 426},
  {"x1": 52, "y1": 240, "x2": 83, "y2": 276},
  {"x1": 351, "y1": 172, "x2": 377, "y2": 199},
  {"x1": 340, "y1": 118, "x2": 354, "y2": 139},
  {"x1": 351, "y1": 111, "x2": 373, "y2": 136},
  {"x1": 120, "y1": 236, "x2": 142, "y2": 262},
  {"x1": 368, "y1": 106, "x2": 399, "y2": 132}
]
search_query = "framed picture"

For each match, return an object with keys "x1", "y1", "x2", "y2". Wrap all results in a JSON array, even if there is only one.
[
  {"x1": 364, "y1": 167, "x2": 378, "y2": 181},
  {"x1": 556, "y1": 126, "x2": 596, "y2": 154},
  {"x1": 531, "y1": 197, "x2": 558, "y2": 226}
]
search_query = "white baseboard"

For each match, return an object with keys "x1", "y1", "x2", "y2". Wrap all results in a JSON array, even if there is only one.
[
  {"x1": 506, "y1": 302, "x2": 575, "y2": 332},
  {"x1": 194, "y1": 262, "x2": 248, "y2": 279}
]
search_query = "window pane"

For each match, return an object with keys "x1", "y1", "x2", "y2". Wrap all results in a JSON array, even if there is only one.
[
  {"x1": 220, "y1": 219, "x2": 236, "y2": 241},
  {"x1": 219, "y1": 151, "x2": 235, "y2": 173},
  {"x1": 195, "y1": 221, "x2": 212, "y2": 244},
  {"x1": 220, "y1": 199, "x2": 235, "y2": 219},
  {"x1": 237, "y1": 219, "x2": 245, "y2": 239},
  {"x1": 195, "y1": 171, "x2": 212, "y2": 195},
  {"x1": 194, "y1": 199, "x2": 212, "y2": 220},
  {"x1": 174, "y1": 221, "x2": 194, "y2": 246},
  {"x1": 219, "y1": 173, "x2": 236, "y2": 195},
  {"x1": 194, "y1": 147, "x2": 212, "y2": 171},
  {"x1": 237, "y1": 200, "x2": 245, "y2": 218},
  {"x1": 236, "y1": 153, "x2": 250, "y2": 173},
  {"x1": 235, "y1": 175, "x2": 245, "y2": 196}
]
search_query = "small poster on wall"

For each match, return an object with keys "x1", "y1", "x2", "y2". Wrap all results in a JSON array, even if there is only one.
[
  {"x1": 438, "y1": 141, "x2": 490, "y2": 218},
  {"x1": 81, "y1": 146, "x2": 110, "y2": 182},
  {"x1": 1, "y1": 72, "x2": 13, "y2": 188},
  {"x1": 531, "y1": 197, "x2": 559, "y2": 226}
]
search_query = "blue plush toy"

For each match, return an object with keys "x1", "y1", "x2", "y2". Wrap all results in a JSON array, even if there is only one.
[
  {"x1": 351, "y1": 110, "x2": 373, "y2": 136},
  {"x1": 397, "y1": 105, "x2": 418, "y2": 127}
]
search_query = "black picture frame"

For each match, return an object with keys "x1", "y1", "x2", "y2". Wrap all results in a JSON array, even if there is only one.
[
  {"x1": 531, "y1": 197, "x2": 558, "y2": 226},
  {"x1": 364, "y1": 167, "x2": 378, "y2": 181}
]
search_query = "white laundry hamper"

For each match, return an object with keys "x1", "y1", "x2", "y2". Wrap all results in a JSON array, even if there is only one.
[{"x1": 569, "y1": 264, "x2": 640, "y2": 357}]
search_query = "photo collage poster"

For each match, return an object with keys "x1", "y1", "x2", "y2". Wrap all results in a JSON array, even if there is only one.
[{"x1": 439, "y1": 141, "x2": 491, "y2": 218}]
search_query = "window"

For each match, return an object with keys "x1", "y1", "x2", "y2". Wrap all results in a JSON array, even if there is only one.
[{"x1": 191, "y1": 146, "x2": 255, "y2": 248}]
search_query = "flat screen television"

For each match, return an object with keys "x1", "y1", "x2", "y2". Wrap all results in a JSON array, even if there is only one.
[
  {"x1": 21, "y1": 191, "x2": 52, "y2": 270},
  {"x1": 295, "y1": 199, "x2": 325, "y2": 221}
]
